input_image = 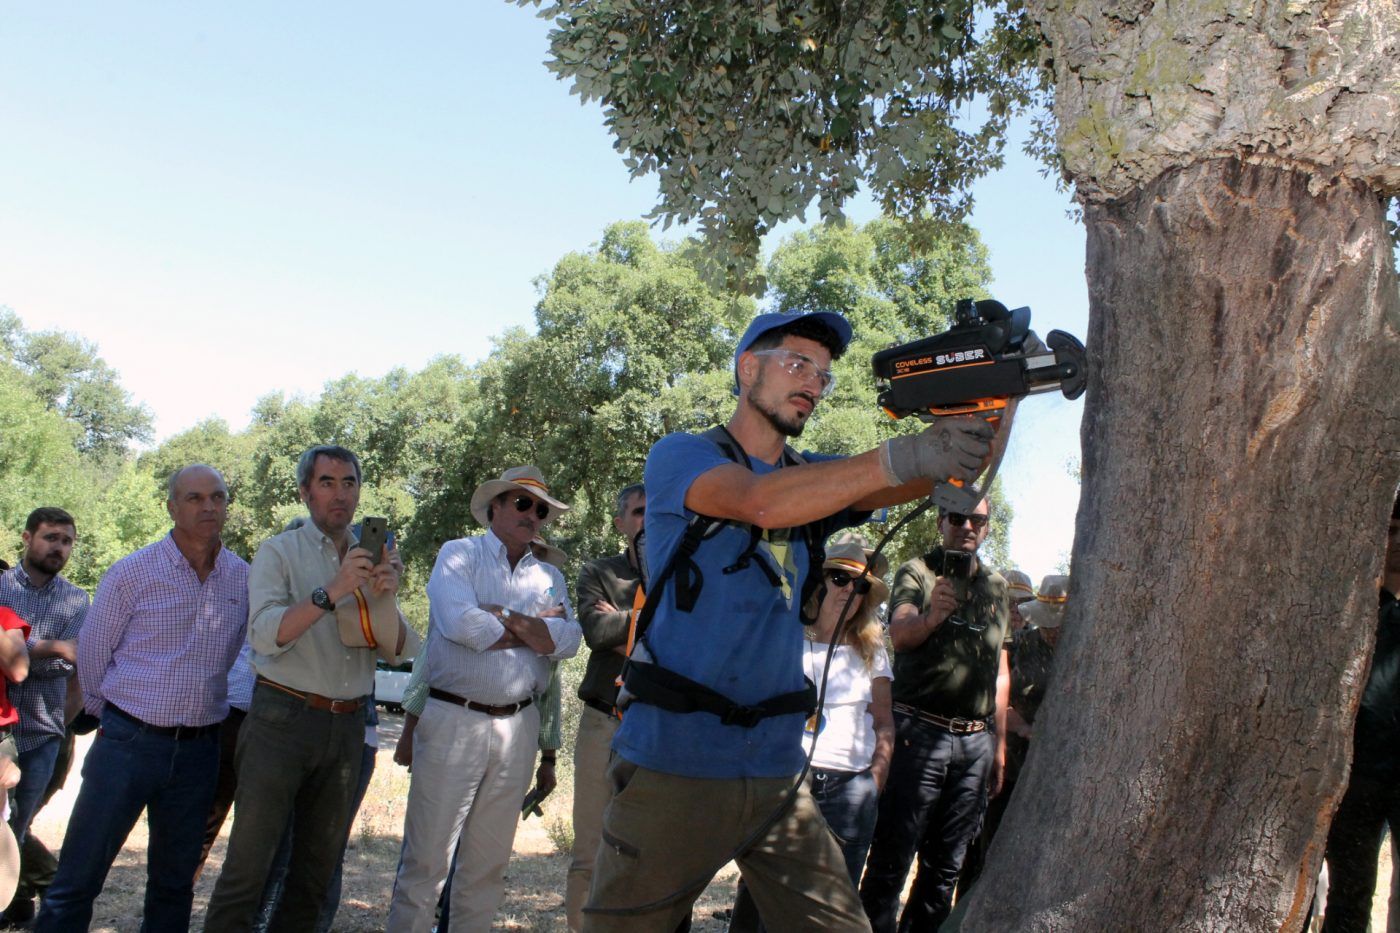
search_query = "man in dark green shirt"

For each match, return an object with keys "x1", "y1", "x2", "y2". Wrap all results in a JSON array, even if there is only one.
[
  {"x1": 860, "y1": 498, "x2": 1009, "y2": 933},
  {"x1": 565, "y1": 483, "x2": 645, "y2": 932}
]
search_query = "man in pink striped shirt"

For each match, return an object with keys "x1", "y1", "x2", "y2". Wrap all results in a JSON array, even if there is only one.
[{"x1": 35, "y1": 464, "x2": 248, "y2": 933}]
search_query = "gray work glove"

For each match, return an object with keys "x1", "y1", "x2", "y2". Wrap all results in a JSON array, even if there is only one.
[{"x1": 878, "y1": 418, "x2": 994, "y2": 486}]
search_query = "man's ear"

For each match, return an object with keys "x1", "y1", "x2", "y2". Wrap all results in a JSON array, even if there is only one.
[{"x1": 736, "y1": 351, "x2": 759, "y2": 391}]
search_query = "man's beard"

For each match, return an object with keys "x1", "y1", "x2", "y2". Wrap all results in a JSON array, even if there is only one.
[
  {"x1": 27, "y1": 551, "x2": 67, "y2": 575},
  {"x1": 749, "y1": 370, "x2": 810, "y2": 438}
]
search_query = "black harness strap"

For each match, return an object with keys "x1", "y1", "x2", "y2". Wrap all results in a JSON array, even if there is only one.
[
  {"x1": 620, "y1": 425, "x2": 828, "y2": 727},
  {"x1": 624, "y1": 659, "x2": 817, "y2": 729}
]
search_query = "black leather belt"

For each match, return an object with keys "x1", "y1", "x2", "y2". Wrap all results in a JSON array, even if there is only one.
[
  {"x1": 893, "y1": 702, "x2": 989, "y2": 734},
  {"x1": 429, "y1": 687, "x2": 532, "y2": 717},
  {"x1": 109, "y1": 705, "x2": 219, "y2": 740}
]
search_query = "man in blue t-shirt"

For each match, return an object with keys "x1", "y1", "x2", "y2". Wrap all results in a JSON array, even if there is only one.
[{"x1": 583, "y1": 310, "x2": 993, "y2": 932}]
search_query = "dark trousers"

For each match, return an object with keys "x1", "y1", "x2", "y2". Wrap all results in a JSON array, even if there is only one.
[
  {"x1": 256, "y1": 740, "x2": 377, "y2": 933},
  {"x1": 1322, "y1": 767, "x2": 1400, "y2": 932},
  {"x1": 204, "y1": 683, "x2": 364, "y2": 933},
  {"x1": 33, "y1": 708, "x2": 220, "y2": 933},
  {"x1": 195, "y1": 706, "x2": 247, "y2": 880},
  {"x1": 11, "y1": 728, "x2": 76, "y2": 909},
  {"x1": 729, "y1": 767, "x2": 880, "y2": 932},
  {"x1": 859, "y1": 716, "x2": 992, "y2": 933}
]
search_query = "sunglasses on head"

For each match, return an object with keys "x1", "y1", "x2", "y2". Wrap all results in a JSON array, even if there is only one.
[
  {"x1": 512, "y1": 495, "x2": 551, "y2": 520},
  {"x1": 944, "y1": 512, "x2": 989, "y2": 529},
  {"x1": 825, "y1": 569, "x2": 872, "y2": 594}
]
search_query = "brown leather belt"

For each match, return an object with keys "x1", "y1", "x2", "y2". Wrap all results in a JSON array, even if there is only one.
[
  {"x1": 257, "y1": 677, "x2": 363, "y2": 715},
  {"x1": 428, "y1": 687, "x2": 532, "y2": 717},
  {"x1": 893, "y1": 702, "x2": 988, "y2": 734}
]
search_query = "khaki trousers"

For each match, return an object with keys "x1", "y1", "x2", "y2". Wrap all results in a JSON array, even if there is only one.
[
  {"x1": 385, "y1": 697, "x2": 540, "y2": 933},
  {"x1": 582, "y1": 758, "x2": 871, "y2": 933},
  {"x1": 566, "y1": 705, "x2": 620, "y2": 931}
]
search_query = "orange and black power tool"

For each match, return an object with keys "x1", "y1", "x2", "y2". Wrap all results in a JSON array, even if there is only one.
[{"x1": 871, "y1": 298, "x2": 1087, "y2": 514}]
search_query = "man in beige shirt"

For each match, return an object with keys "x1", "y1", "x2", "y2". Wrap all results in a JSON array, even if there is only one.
[{"x1": 205, "y1": 445, "x2": 418, "y2": 932}]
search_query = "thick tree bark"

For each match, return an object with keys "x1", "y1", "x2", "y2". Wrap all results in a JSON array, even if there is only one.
[{"x1": 963, "y1": 158, "x2": 1399, "y2": 930}]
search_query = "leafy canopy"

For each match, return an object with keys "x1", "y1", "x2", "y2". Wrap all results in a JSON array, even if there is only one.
[{"x1": 521, "y1": 0, "x2": 1049, "y2": 289}]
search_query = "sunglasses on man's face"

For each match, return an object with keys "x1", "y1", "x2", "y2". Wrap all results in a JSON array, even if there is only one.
[
  {"x1": 512, "y1": 496, "x2": 551, "y2": 520},
  {"x1": 825, "y1": 569, "x2": 872, "y2": 594},
  {"x1": 944, "y1": 512, "x2": 989, "y2": 529}
]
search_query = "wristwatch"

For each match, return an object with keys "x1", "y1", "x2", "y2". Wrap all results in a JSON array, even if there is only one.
[{"x1": 311, "y1": 587, "x2": 335, "y2": 612}]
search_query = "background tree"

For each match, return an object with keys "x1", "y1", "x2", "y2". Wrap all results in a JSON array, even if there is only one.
[
  {"x1": 2, "y1": 310, "x2": 153, "y2": 457},
  {"x1": 522, "y1": 2, "x2": 1400, "y2": 928}
]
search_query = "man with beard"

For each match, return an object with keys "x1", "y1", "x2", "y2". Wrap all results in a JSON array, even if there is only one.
[
  {"x1": 859, "y1": 497, "x2": 1010, "y2": 933},
  {"x1": 0, "y1": 508, "x2": 88, "y2": 925},
  {"x1": 583, "y1": 311, "x2": 992, "y2": 932}
]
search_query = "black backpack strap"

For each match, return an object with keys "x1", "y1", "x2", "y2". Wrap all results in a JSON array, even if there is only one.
[{"x1": 623, "y1": 659, "x2": 817, "y2": 728}]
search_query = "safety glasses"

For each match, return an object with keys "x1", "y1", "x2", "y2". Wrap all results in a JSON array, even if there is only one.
[{"x1": 751, "y1": 349, "x2": 836, "y2": 397}]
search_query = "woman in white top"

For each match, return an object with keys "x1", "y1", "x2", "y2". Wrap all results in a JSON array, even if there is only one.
[{"x1": 728, "y1": 537, "x2": 895, "y2": 931}]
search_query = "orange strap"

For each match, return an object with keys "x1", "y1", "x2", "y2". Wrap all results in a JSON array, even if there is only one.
[{"x1": 352, "y1": 589, "x2": 376, "y2": 648}]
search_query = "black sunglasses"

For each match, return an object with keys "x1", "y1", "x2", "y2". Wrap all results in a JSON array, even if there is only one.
[
  {"x1": 512, "y1": 495, "x2": 550, "y2": 520},
  {"x1": 825, "y1": 569, "x2": 872, "y2": 594},
  {"x1": 944, "y1": 512, "x2": 989, "y2": 529}
]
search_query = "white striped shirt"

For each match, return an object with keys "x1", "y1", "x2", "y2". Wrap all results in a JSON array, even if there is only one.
[{"x1": 423, "y1": 530, "x2": 580, "y2": 706}]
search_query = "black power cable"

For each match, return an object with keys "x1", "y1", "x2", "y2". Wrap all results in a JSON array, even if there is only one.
[{"x1": 586, "y1": 497, "x2": 933, "y2": 919}]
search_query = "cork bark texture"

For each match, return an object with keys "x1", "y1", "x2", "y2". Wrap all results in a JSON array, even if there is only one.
[
  {"x1": 962, "y1": 159, "x2": 1400, "y2": 931},
  {"x1": 1028, "y1": 0, "x2": 1400, "y2": 199}
]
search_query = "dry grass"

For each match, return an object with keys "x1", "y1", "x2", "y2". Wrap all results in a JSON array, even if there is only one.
[
  {"x1": 25, "y1": 715, "x2": 1393, "y2": 931},
  {"x1": 28, "y1": 713, "x2": 740, "y2": 932}
]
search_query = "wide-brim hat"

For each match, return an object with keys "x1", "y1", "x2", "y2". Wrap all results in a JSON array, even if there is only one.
[
  {"x1": 0, "y1": 819, "x2": 17, "y2": 907},
  {"x1": 530, "y1": 536, "x2": 567, "y2": 569},
  {"x1": 469, "y1": 466, "x2": 570, "y2": 528},
  {"x1": 1002, "y1": 569, "x2": 1035, "y2": 604},
  {"x1": 335, "y1": 588, "x2": 419, "y2": 663},
  {"x1": 732, "y1": 311, "x2": 853, "y2": 395},
  {"x1": 1021, "y1": 573, "x2": 1070, "y2": 629},
  {"x1": 822, "y1": 535, "x2": 890, "y2": 608}
]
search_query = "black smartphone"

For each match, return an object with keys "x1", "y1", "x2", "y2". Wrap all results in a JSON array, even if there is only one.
[
  {"x1": 941, "y1": 550, "x2": 973, "y2": 580},
  {"x1": 357, "y1": 516, "x2": 389, "y2": 562}
]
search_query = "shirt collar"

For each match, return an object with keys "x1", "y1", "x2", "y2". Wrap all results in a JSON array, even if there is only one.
[
  {"x1": 299, "y1": 517, "x2": 338, "y2": 549},
  {"x1": 158, "y1": 531, "x2": 227, "y2": 574},
  {"x1": 483, "y1": 529, "x2": 538, "y2": 568},
  {"x1": 12, "y1": 562, "x2": 48, "y2": 591}
]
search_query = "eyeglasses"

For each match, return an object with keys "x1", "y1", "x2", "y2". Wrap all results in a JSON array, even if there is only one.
[
  {"x1": 825, "y1": 569, "x2": 872, "y2": 594},
  {"x1": 944, "y1": 512, "x2": 989, "y2": 529},
  {"x1": 751, "y1": 349, "x2": 836, "y2": 397},
  {"x1": 512, "y1": 496, "x2": 551, "y2": 520}
]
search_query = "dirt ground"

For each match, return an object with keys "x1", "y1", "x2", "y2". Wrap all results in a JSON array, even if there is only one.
[
  {"x1": 27, "y1": 712, "x2": 740, "y2": 932},
  {"x1": 25, "y1": 713, "x2": 1392, "y2": 931}
]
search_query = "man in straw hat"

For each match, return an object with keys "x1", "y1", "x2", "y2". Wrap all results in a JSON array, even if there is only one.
[
  {"x1": 861, "y1": 497, "x2": 1010, "y2": 933},
  {"x1": 584, "y1": 310, "x2": 991, "y2": 932},
  {"x1": 206, "y1": 446, "x2": 417, "y2": 932},
  {"x1": 386, "y1": 465, "x2": 581, "y2": 932}
]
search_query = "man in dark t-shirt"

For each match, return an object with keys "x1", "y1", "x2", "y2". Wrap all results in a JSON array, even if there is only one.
[{"x1": 860, "y1": 497, "x2": 1009, "y2": 933}]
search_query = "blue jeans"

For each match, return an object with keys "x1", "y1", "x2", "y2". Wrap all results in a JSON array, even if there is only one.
[
  {"x1": 33, "y1": 708, "x2": 220, "y2": 933},
  {"x1": 859, "y1": 716, "x2": 992, "y2": 933},
  {"x1": 255, "y1": 741, "x2": 377, "y2": 933},
  {"x1": 10, "y1": 735, "x2": 62, "y2": 846}
]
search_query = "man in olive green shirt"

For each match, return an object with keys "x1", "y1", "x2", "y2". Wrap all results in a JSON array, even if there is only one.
[
  {"x1": 206, "y1": 445, "x2": 418, "y2": 932},
  {"x1": 859, "y1": 498, "x2": 1009, "y2": 933},
  {"x1": 565, "y1": 482, "x2": 645, "y2": 931}
]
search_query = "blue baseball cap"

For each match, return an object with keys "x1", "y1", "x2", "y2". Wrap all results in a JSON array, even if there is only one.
[{"x1": 732, "y1": 311, "x2": 853, "y2": 395}]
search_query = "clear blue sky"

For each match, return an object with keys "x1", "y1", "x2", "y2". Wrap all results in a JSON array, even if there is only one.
[{"x1": 0, "y1": 2, "x2": 1088, "y2": 579}]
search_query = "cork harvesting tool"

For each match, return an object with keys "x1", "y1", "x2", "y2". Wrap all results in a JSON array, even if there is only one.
[{"x1": 872, "y1": 298, "x2": 1087, "y2": 514}]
